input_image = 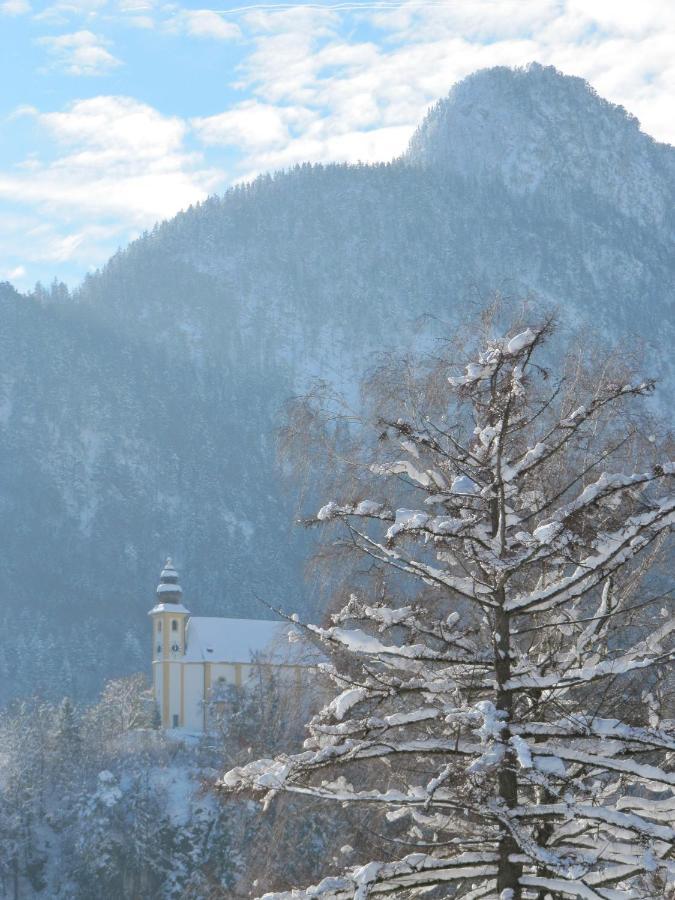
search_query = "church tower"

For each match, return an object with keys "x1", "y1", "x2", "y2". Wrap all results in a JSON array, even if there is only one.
[{"x1": 149, "y1": 558, "x2": 190, "y2": 728}]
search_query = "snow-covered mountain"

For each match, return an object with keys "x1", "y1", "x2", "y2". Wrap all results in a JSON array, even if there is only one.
[
  {"x1": 407, "y1": 65, "x2": 675, "y2": 228},
  {"x1": 1, "y1": 63, "x2": 673, "y2": 701}
]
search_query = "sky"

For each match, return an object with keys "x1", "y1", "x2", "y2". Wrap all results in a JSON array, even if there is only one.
[{"x1": 1, "y1": 0, "x2": 674, "y2": 291}]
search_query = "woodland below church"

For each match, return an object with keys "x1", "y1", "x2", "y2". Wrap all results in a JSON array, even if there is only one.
[
  {"x1": 0, "y1": 669, "x2": 340, "y2": 899},
  {"x1": 1, "y1": 64, "x2": 675, "y2": 704}
]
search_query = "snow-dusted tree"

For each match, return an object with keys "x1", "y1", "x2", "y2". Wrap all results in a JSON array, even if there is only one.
[
  {"x1": 206, "y1": 654, "x2": 325, "y2": 763},
  {"x1": 83, "y1": 673, "x2": 154, "y2": 747},
  {"x1": 222, "y1": 317, "x2": 674, "y2": 899}
]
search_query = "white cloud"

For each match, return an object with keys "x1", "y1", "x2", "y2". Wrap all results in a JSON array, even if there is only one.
[
  {"x1": 0, "y1": 97, "x2": 226, "y2": 269},
  {"x1": 205, "y1": 0, "x2": 675, "y2": 182},
  {"x1": 368, "y1": 0, "x2": 559, "y2": 42},
  {"x1": 193, "y1": 101, "x2": 313, "y2": 151},
  {"x1": 125, "y1": 14, "x2": 152, "y2": 28},
  {"x1": 38, "y1": 29, "x2": 122, "y2": 75},
  {"x1": 4, "y1": 265, "x2": 26, "y2": 280},
  {"x1": 232, "y1": 124, "x2": 414, "y2": 184},
  {"x1": 166, "y1": 8, "x2": 240, "y2": 41},
  {"x1": 565, "y1": 0, "x2": 675, "y2": 37},
  {"x1": 1, "y1": 0, "x2": 31, "y2": 15},
  {"x1": 40, "y1": 94, "x2": 184, "y2": 158}
]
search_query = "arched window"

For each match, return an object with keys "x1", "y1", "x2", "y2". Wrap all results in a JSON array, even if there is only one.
[
  {"x1": 171, "y1": 620, "x2": 178, "y2": 632},
  {"x1": 157, "y1": 620, "x2": 162, "y2": 632}
]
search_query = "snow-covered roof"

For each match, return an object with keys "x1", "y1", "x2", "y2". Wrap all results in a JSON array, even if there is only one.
[
  {"x1": 157, "y1": 582, "x2": 183, "y2": 594},
  {"x1": 184, "y1": 616, "x2": 305, "y2": 665},
  {"x1": 151, "y1": 557, "x2": 187, "y2": 612},
  {"x1": 148, "y1": 603, "x2": 191, "y2": 616},
  {"x1": 160, "y1": 559, "x2": 179, "y2": 580},
  {"x1": 156, "y1": 557, "x2": 183, "y2": 599}
]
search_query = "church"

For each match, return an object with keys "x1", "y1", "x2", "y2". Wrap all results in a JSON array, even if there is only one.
[{"x1": 149, "y1": 558, "x2": 303, "y2": 731}]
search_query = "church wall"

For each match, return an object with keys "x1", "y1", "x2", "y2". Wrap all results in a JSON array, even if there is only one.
[
  {"x1": 210, "y1": 662, "x2": 237, "y2": 684},
  {"x1": 153, "y1": 662, "x2": 162, "y2": 708},
  {"x1": 168, "y1": 662, "x2": 181, "y2": 727},
  {"x1": 183, "y1": 664, "x2": 205, "y2": 731}
]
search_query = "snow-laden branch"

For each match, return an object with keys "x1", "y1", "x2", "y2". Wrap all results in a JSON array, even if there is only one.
[
  {"x1": 505, "y1": 496, "x2": 675, "y2": 613},
  {"x1": 506, "y1": 616, "x2": 674, "y2": 690},
  {"x1": 518, "y1": 874, "x2": 623, "y2": 900},
  {"x1": 448, "y1": 328, "x2": 540, "y2": 389},
  {"x1": 507, "y1": 738, "x2": 674, "y2": 787},
  {"x1": 531, "y1": 466, "x2": 673, "y2": 530},
  {"x1": 220, "y1": 736, "x2": 486, "y2": 800},
  {"x1": 259, "y1": 853, "x2": 499, "y2": 900},
  {"x1": 344, "y1": 522, "x2": 495, "y2": 604},
  {"x1": 511, "y1": 717, "x2": 675, "y2": 751},
  {"x1": 306, "y1": 623, "x2": 488, "y2": 667},
  {"x1": 500, "y1": 379, "x2": 655, "y2": 485},
  {"x1": 510, "y1": 802, "x2": 674, "y2": 842}
]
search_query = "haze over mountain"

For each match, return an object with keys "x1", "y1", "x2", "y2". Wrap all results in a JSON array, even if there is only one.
[{"x1": 1, "y1": 63, "x2": 673, "y2": 702}]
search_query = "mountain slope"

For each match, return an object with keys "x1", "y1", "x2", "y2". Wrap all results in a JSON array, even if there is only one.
[{"x1": 1, "y1": 63, "x2": 673, "y2": 702}]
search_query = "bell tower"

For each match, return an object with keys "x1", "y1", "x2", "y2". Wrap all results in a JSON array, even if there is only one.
[{"x1": 149, "y1": 558, "x2": 190, "y2": 728}]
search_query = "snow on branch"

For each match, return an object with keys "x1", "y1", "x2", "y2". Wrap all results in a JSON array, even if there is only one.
[
  {"x1": 510, "y1": 802, "x2": 673, "y2": 843},
  {"x1": 506, "y1": 617, "x2": 674, "y2": 691},
  {"x1": 506, "y1": 497, "x2": 675, "y2": 613},
  {"x1": 448, "y1": 327, "x2": 541, "y2": 389},
  {"x1": 343, "y1": 523, "x2": 495, "y2": 603},
  {"x1": 306, "y1": 623, "x2": 485, "y2": 667},
  {"x1": 259, "y1": 853, "x2": 500, "y2": 900},
  {"x1": 511, "y1": 717, "x2": 675, "y2": 751},
  {"x1": 499, "y1": 380, "x2": 656, "y2": 486},
  {"x1": 518, "y1": 874, "x2": 621, "y2": 900},
  {"x1": 524, "y1": 468, "x2": 672, "y2": 539},
  {"x1": 507, "y1": 740, "x2": 674, "y2": 788}
]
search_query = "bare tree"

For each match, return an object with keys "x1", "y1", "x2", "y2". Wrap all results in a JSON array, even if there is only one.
[{"x1": 222, "y1": 314, "x2": 674, "y2": 899}]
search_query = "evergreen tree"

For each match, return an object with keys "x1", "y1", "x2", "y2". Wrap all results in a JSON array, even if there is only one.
[{"x1": 51, "y1": 697, "x2": 82, "y2": 764}]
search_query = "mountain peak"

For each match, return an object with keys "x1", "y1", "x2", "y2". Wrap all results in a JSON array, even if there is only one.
[{"x1": 405, "y1": 63, "x2": 673, "y2": 225}]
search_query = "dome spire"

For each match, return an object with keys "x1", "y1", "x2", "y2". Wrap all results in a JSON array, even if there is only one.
[{"x1": 156, "y1": 557, "x2": 183, "y2": 602}]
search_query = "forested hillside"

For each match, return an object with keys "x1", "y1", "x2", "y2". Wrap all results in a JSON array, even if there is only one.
[
  {"x1": 1, "y1": 63, "x2": 673, "y2": 702},
  {"x1": 0, "y1": 668, "x2": 338, "y2": 898}
]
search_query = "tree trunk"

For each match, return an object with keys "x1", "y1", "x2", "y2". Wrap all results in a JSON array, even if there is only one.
[{"x1": 494, "y1": 598, "x2": 522, "y2": 899}]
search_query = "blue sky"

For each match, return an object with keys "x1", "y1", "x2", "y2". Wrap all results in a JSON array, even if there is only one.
[{"x1": 1, "y1": 0, "x2": 674, "y2": 290}]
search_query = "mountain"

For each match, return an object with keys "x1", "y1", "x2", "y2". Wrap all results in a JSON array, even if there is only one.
[{"x1": 1, "y1": 63, "x2": 673, "y2": 702}]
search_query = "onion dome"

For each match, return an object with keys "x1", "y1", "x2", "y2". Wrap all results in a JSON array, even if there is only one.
[{"x1": 156, "y1": 557, "x2": 183, "y2": 603}]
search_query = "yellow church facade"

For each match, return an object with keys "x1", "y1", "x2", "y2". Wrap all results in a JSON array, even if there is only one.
[{"x1": 149, "y1": 559, "x2": 301, "y2": 731}]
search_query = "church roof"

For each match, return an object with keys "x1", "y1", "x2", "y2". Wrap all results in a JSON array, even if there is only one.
[
  {"x1": 184, "y1": 616, "x2": 302, "y2": 664},
  {"x1": 149, "y1": 602, "x2": 191, "y2": 615},
  {"x1": 155, "y1": 557, "x2": 183, "y2": 603}
]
